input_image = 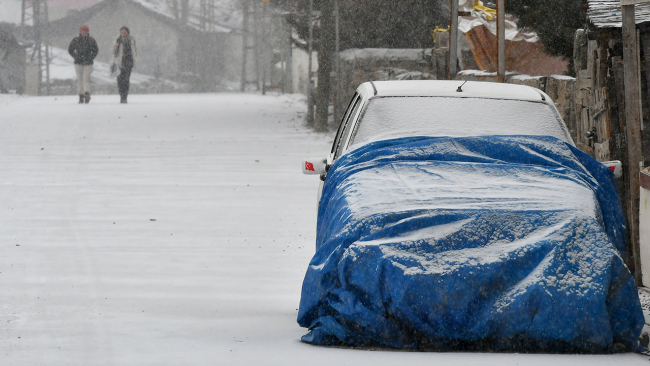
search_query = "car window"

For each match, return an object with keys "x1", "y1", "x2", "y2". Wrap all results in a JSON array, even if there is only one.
[
  {"x1": 348, "y1": 96, "x2": 572, "y2": 150},
  {"x1": 334, "y1": 94, "x2": 363, "y2": 159},
  {"x1": 331, "y1": 93, "x2": 359, "y2": 155}
]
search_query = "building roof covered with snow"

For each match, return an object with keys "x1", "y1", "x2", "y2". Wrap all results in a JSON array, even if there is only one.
[
  {"x1": 1, "y1": 0, "x2": 242, "y2": 32},
  {"x1": 587, "y1": 0, "x2": 650, "y2": 28},
  {"x1": 132, "y1": 0, "x2": 241, "y2": 33},
  {"x1": 49, "y1": 0, "x2": 241, "y2": 34}
]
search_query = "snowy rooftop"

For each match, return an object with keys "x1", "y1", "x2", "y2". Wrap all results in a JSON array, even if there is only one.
[
  {"x1": 132, "y1": 0, "x2": 241, "y2": 33},
  {"x1": 1, "y1": 0, "x2": 242, "y2": 32},
  {"x1": 588, "y1": 0, "x2": 650, "y2": 28}
]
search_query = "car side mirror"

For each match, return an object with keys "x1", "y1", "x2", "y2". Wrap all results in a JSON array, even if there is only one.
[
  {"x1": 602, "y1": 160, "x2": 622, "y2": 178},
  {"x1": 302, "y1": 158, "x2": 327, "y2": 175}
]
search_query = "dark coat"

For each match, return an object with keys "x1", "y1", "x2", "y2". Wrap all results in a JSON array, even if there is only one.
[
  {"x1": 113, "y1": 36, "x2": 137, "y2": 69},
  {"x1": 68, "y1": 34, "x2": 99, "y2": 65}
]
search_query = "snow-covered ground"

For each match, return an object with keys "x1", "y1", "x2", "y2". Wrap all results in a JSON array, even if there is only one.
[{"x1": 0, "y1": 93, "x2": 648, "y2": 365}]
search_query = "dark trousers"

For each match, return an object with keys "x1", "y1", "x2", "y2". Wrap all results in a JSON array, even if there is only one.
[{"x1": 117, "y1": 67, "x2": 132, "y2": 97}]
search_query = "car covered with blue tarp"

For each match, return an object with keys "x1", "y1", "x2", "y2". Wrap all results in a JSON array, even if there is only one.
[{"x1": 298, "y1": 81, "x2": 643, "y2": 352}]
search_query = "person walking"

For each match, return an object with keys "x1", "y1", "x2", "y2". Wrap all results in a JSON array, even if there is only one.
[
  {"x1": 112, "y1": 26, "x2": 137, "y2": 104},
  {"x1": 68, "y1": 24, "x2": 98, "y2": 104}
]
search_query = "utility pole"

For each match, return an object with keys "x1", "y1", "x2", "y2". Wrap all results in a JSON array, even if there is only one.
[
  {"x1": 307, "y1": 0, "x2": 314, "y2": 125},
  {"x1": 283, "y1": 15, "x2": 292, "y2": 94},
  {"x1": 240, "y1": 0, "x2": 249, "y2": 91},
  {"x1": 22, "y1": 0, "x2": 51, "y2": 95},
  {"x1": 200, "y1": 0, "x2": 217, "y2": 90},
  {"x1": 253, "y1": 1, "x2": 261, "y2": 91},
  {"x1": 497, "y1": 0, "x2": 505, "y2": 82},
  {"x1": 261, "y1": 0, "x2": 267, "y2": 95},
  {"x1": 333, "y1": 0, "x2": 340, "y2": 127},
  {"x1": 200, "y1": 0, "x2": 215, "y2": 31},
  {"x1": 621, "y1": 0, "x2": 645, "y2": 283},
  {"x1": 315, "y1": 0, "x2": 334, "y2": 132},
  {"x1": 449, "y1": 0, "x2": 458, "y2": 79}
]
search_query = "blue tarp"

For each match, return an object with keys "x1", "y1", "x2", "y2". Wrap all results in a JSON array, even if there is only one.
[{"x1": 297, "y1": 136, "x2": 644, "y2": 352}]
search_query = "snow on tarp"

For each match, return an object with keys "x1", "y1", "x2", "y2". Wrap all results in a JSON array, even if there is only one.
[{"x1": 298, "y1": 136, "x2": 644, "y2": 352}]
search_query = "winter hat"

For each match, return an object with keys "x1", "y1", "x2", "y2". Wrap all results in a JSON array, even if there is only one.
[{"x1": 80, "y1": 24, "x2": 89, "y2": 32}]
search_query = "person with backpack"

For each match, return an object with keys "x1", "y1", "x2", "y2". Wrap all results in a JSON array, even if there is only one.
[
  {"x1": 112, "y1": 26, "x2": 137, "y2": 104},
  {"x1": 68, "y1": 24, "x2": 98, "y2": 104}
]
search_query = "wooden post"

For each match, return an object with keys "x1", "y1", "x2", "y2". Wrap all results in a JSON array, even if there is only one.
[
  {"x1": 261, "y1": 0, "x2": 267, "y2": 95},
  {"x1": 497, "y1": 0, "x2": 505, "y2": 83},
  {"x1": 314, "y1": 0, "x2": 335, "y2": 132},
  {"x1": 253, "y1": 1, "x2": 261, "y2": 90},
  {"x1": 334, "y1": 0, "x2": 340, "y2": 126},
  {"x1": 622, "y1": 3, "x2": 643, "y2": 283},
  {"x1": 284, "y1": 16, "x2": 292, "y2": 94},
  {"x1": 449, "y1": 0, "x2": 459, "y2": 79},
  {"x1": 307, "y1": 0, "x2": 314, "y2": 125},
  {"x1": 240, "y1": 0, "x2": 248, "y2": 92}
]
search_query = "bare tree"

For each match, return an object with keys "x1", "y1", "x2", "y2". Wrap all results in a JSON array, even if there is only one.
[
  {"x1": 166, "y1": 0, "x2": 192, "y2": 25},
  {"x1": 180, "y1": 0, "x2": 191, "y2": 25},
  {"x1": 167, "y1": 0, "x2": 180, "y2": 21}
]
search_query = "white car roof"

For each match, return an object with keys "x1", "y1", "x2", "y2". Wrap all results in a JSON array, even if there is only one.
[
  {"x1": 366, "y1": 80, "x2": 546, "y2": 101},
  {"x1": 343, "y1": 80, "x2": 575, "y2": 151}
]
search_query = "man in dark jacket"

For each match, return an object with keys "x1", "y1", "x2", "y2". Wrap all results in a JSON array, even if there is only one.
[{"x1": 68, "y1": 24, "x2": 98, "y2": 104}]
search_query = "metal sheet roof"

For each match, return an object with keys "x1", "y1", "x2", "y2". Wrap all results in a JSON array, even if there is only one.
[{"x1": 588, "y1": 0, "x2": 650, "y2": 28}]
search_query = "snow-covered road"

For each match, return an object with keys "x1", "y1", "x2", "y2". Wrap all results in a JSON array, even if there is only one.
[{"x1": 0, "y1": 93, "x2": 647, "y2": 365}]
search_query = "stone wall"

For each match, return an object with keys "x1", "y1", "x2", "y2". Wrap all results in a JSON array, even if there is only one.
[{"x1": 545, "y1": 75, "x2": 577, "y2": 143}]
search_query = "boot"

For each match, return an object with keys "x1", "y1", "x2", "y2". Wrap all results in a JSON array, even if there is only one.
[
  {"x1": 79, "y1": 94, "x2": 84, "y2": 104},
  {"x1": 120, "y1": 95, "x2": 127, "y2": 104},
  {"x1": 84, "y1": 92, "x2": 90, "y2": 104}
]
